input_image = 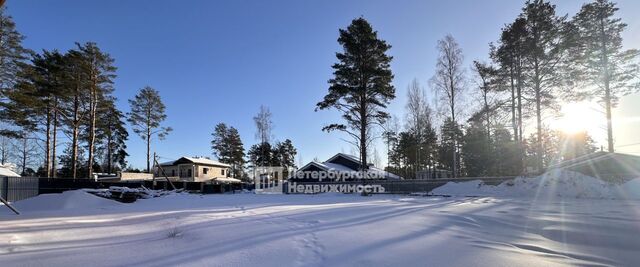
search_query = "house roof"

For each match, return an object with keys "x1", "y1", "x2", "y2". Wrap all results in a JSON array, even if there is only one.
[
  {"x1": 296, "y1": 153, "x2": 403, "y2": 180},
  {"x1": 548, "y1": 152, "x2": 640, "y2": 179},
  {"x1": 0, "y1": 166, "x2": 20, "y2": 177},
  {"x1": 547, "y1": 151, "x2": 610, "y2": 169},
  {"x1": 159, "y1": 157, "x2": 231, "y2": 168},
  {"x1": 326, "y1": 153, "x2": 361, "y2": 164}
]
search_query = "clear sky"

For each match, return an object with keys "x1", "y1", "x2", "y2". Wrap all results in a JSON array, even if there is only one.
[{"x1": 7, "y1": 0, "x2": 640, "y2": 169}]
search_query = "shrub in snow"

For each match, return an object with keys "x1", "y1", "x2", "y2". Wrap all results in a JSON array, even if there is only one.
[{"x1": 166, "y1": 226, "x2": 183, "y2": 238}]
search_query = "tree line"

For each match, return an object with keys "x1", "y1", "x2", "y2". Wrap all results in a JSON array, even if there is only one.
[
  {"x1": 210, "y1": 105, "x2": 298, "y2": 181},
  {"x1": 0, "y1": 4, "x2": 297, "y2": 179},
  {"x1": 0, "y1": 6, "x2": 171, "y2": 178},
  {"x1": 318, "y1": 0, "x2": 639, "y2": 178}
]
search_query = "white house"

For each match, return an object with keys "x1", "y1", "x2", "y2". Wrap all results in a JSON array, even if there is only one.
[{"x1": 155, "y1": 157, "x2": 232, "y2": 182}]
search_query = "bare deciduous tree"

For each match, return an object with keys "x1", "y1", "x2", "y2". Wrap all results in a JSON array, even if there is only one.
[
  {"x1": 253, "y1": 105, "x2": 273, "y2": 145},
  {"x1": 430, "y1": 34, "x2": 466, "y2": 177},
  {"x1": 405, "y1": 79, "x2": 435, "y2": 172}
]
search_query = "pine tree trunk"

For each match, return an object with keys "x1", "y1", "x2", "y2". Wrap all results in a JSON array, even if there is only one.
[
  {"x1": 52, "y1": 105, "x2": 58, "y2": 178},
  {"x1": 509, "y1": 65, "x2": 518, "y2": 141},
  {"x1": 535, "y1": 79, "x2": 543, "y2": 172},
  {"x1": 0, "y1": 137, "x2": 6, "y2": 165},
  {"x1": 146, "y1": 105, "x2": 152, "y2": 173},
  {"x1": 600, "y1": 16, "x2": 614, "y2": 152},
  {"x1": 484, "y1": 89, "x2": 491, "y2": 140},
  {"x1": 360, "y1": 99, "x2": 367, "y2": 172},
  {"x1": 72, "y1": 127, "x2": 78, "y2": 179},
  {"x1": 87, "y1": 85, "x2": 97, "y2": 179},
  {"x1": 450, "y1": 80, "x2": 457, "y2": 178},
  {"x1": 21, "y1": 138, "x2": 27, "y2": 176},
  {"x1": 605, "y1": 84, "x2": 613, "y2": 152},
  {"x1": 516, "y1": 56, "x2": 524, "y2": 144},
  {"x1": 107, "y1": 130, "x2": 113, "y2": 173},
  {"x1": 45, "y1": 106, "x2": 51, "y2": 177},
  {"x1": 146, "y1": 130, "x2": 151, "y2": 173},
  {"x1": 71, "y1": 92, "x2": 79, "y2": 179}
]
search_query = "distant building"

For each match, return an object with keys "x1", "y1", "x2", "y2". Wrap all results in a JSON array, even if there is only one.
[
  {"x1": 415, "y1": 169, "x2": 452, "y2": 179},
  {"x1": 291, "y1": 153, "x2": 403, "y2": 182},
  {"x1": 155, "y1": 157, "x2": 231, "y2": 182},
  {"x1": 548, "y1": 152, "x2": 640, "y2": 182}
]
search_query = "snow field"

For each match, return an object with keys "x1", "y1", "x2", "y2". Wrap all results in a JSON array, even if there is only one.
[{"x1": 1, "y1": 188, "x2": 639, "y2": 266}]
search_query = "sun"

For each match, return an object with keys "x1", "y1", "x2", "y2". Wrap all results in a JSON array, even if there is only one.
[{"x1": 552, "y1": 102, "x2": 601, "y2": 134}]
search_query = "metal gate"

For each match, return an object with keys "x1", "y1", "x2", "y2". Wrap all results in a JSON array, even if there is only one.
[{"x1": 252, "y1": 166, "x2": 290, "y2": 194}]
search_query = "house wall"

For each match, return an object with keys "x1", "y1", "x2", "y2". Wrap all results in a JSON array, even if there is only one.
[
  {"x1": 194, "y1": 165, "x2": 229, "y2": 182},
  {"x1": 119, "y1": 172, "x2": 154, "y2": 181},
  {"x1": 156, "y1": 164, "x2": 229, "y2": 182}
]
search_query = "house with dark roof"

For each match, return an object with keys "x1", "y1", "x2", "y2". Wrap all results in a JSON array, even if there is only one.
[
  {"x1": 290, "y1": 153, "x2": 403, "y2": 182},
  {"x1": 547, "y1": 152, "x2": 640, "y2": 182}
]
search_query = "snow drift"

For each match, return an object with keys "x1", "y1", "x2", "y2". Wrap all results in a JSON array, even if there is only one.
[
  {"x1": 12, "y1": 190, "x2": 121, "y2": 212},
  {"x1": 432, "y1": 169, "x2": 640, "y2": 199}
]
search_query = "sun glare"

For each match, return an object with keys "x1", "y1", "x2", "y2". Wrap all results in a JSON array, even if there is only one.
[{"x1": 552, "y1": 102, "x2": 601, "y2": 134}]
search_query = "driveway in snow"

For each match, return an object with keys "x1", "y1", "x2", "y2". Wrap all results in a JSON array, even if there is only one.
[{"x1": 1, "y1": 192, "x2": 639, "y2": 266}]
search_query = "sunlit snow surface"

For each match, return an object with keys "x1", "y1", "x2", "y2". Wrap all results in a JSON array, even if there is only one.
[{"x1": 1, "y1": 189, "x2": 639, "y2": 266}]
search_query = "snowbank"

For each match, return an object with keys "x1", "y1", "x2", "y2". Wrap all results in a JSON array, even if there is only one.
[
  {"x1": 12, "y1": 190, "x2": 121, "y2": 212},
  {"x1": 432, "y1": 170, "x2": 640, "y2": 199}
]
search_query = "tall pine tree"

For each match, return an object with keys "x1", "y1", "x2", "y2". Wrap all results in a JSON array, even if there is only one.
[
  {"x1": 520, "y1": 0, "x2": 574, "y2": 171},
  {"x1": 127, "y1": 86, "x2": 172, "y2": 173},
  {"x1": 211, "y1": 123, "x2": 245, "y2": 177},
  {"x1": 0, "y1": 6, "x2": 31, "y2": 101},
  {"x1": 97, "y1": 101, "x2": 128, "y2": 173},
  {"x1": 77, "y1": 42, "x2": 116, "y2": 178},
  {"x1": 571, "y1": 0, "x2": 640, "y2": 152},
  {"x1": 316, "y1": 17, "x2": 395, "y2": 170}
]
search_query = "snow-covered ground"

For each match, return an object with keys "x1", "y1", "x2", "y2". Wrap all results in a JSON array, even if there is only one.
[{"x1": 1, "y1": 185, "x2": 640, "y2": 267}]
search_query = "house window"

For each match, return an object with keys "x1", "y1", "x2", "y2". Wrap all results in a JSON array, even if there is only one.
[
  {"x1": 221, "y1": 169, "x2": 225, "y2": 176},
  {"x1": 203, "y1": 168, "x2": 208, "y2": 174},
  {"x1": 171, "y1": 170, "x2": 175, "y2": 176},
  {"x1": 187, "y1": 169, "x2": 192, "y2": 177}
]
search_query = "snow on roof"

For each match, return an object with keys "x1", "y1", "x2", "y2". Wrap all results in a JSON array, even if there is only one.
[
  {"x1": 326, "y1": 153, "x2": 361, "y2": 164},
  {"x1": 0, "y1": 166, "x2": 20, "y2": 177},
  {"x1": 183, "y1": 157, "x2": 231, "y2": 167},
  {"x1": 159, "y1": 157, "x2": 231, "y2": 167},
  {"x1": 320, "y1": 162, "x2": 356, "y2": 172}
]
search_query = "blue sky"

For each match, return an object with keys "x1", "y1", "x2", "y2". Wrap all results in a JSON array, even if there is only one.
[{"x1": 7, "y1": 0, "x2": 640, "y2": 169}]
